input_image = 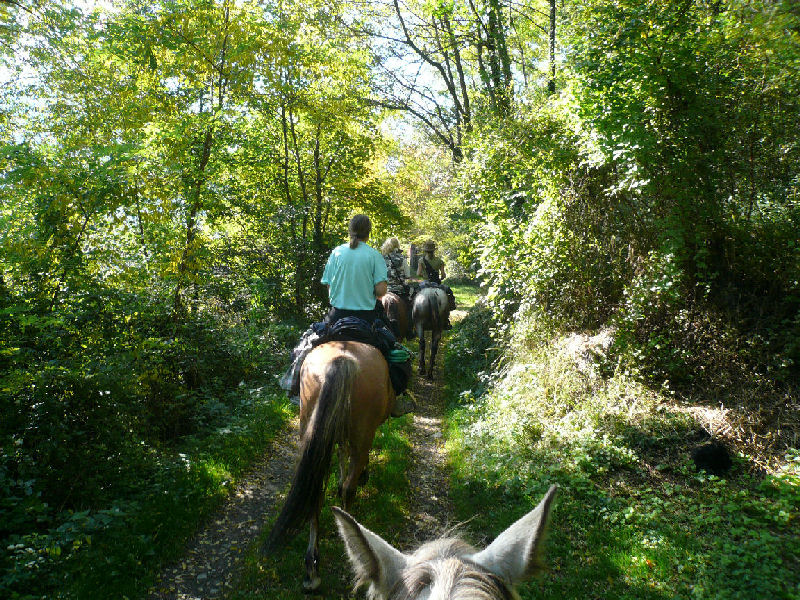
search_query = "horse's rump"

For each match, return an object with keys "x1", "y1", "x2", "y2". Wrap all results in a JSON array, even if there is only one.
[
  {"x1": 381, "y1": 292, "x2": 410, "y2": 340},
  {"x1": 301, "y1": 341, "x2": 394, "y2": 423},
  {"x1": 264, "y1": 351, "x2": 357, "y2": 551},
  {"x1": 412, "y1": 287, "x2": 448, "y2": 330},
  {"x1": 264, "y1": 341, "x2": 398, "y2": 589}
]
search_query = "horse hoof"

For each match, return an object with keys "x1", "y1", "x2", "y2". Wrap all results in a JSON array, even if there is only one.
[{"x1": 303, "y1": 575, "x2": 322, "y2": 593}]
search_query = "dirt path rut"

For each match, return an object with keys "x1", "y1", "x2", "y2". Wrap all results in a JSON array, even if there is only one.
[{"x1": 147, "y1": 420, "x2": 300, "y2": 600}]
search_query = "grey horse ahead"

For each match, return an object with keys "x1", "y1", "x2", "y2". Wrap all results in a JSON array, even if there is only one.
[
  {"x1": 333, "y1": 485, "x2": 558, "y2": 600},
  {"x1": 411, "y1": 286, "x2": 451, "y2": 379}
]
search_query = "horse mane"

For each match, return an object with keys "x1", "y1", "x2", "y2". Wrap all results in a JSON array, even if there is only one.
[{"x1": 383, "y1": 293, "x2": 401, "y2": 322}]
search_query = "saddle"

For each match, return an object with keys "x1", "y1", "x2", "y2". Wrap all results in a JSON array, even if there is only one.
[
  {"x1": 327, "y1": 316, "x2": 395, "y2": 356},
  {"x1": 418, "y1": 281, "x2": 456, "y2": 311},
  {"x1": 281, "y1": 317, "x2": 412, "y2": 400}
]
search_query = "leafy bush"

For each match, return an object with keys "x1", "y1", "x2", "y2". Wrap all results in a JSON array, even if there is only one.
[
  {"x1": 0, "y1": 282, "x2": 296, "y2": 599},
  {"x1": 443, "y1": 301, "x2": 500, "y2": 403}
]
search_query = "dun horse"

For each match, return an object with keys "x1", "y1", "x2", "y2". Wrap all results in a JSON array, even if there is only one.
[
  {"x1": 263, "y1": 341, "x2": 397, "y2": 591},
  {"x1": 333, "y1": 485, "x2": 558, "y2": 600},
  {"x1": 411, "y1": 286, "x2": 451, "y2": 379},
  {"x1": 381, "y1": 291, "x2": 411, "y2": 341}
]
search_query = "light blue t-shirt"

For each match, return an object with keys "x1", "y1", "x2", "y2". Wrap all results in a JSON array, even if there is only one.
[{"x1": 321, "y1": 241, "x2": 388, "y2": 311}]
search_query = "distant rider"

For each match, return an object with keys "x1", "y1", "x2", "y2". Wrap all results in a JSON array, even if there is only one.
[
  {"x1": 417, "y1": 240, "x2": 455, "y2": 329},
  {"x1": 381, "y1": 237, "x2": 411, "y2": 297}
]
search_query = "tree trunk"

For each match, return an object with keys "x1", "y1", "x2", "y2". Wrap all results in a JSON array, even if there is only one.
[{"x1": 548, "y1": 0, "x2": 556, "y2": 94}]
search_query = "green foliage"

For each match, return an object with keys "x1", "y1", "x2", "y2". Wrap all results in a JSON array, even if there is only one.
[
  {"x1": 448, "y1": 0, "x2": 800, "y2": 402},
  {"x1": 458, "y1": 104, "x2": 632, "y2": 328},
  {"x1": 2, "y1": 0, "x2": 800, "y2": 596},
  {"x1": 443, "y1": 300, "x2": 499, "y2": 401},
  {"x1": 444, "y1": 309, "x2": 800, "y2": 600},
  {"x1": 0, "y1": 271, "x2": 296, "y2": 598}
]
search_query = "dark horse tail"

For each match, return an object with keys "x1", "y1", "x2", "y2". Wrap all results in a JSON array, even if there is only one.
[{"x1": 262, "y1": 355, "x2": 357, "y2": 553}]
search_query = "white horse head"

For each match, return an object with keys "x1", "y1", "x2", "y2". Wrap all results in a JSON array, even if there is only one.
[{"x1": 333, "y1": 485, "x2": 557, "y2": 600}]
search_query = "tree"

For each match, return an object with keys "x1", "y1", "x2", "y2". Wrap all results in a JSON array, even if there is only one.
[{"x1": 359, "y1": 0, "x2": 557, "y2": 161}]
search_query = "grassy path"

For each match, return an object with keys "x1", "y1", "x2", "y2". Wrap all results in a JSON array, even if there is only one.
[
  {"x1": 226, "y1": 383, "x2": 449, "y2": 599},
  {"x1": 147, "y1": 285, "x2": 479, "y2": 599},
  {"x1": 225, "y1": 286, "x2": 478, "y2": 598},
  {"x1": 148, "y1": 418, "x2": 300, "y2": 599},
  {"x1": 398, "y1": 364, "x2": 456, "y2": 547}
]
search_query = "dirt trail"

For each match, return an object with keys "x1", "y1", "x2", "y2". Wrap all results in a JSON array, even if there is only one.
[
  {"x1": 148, "y1": 318, "x2": 462, "y2": 599},
  {"x1": 400, "y1": 369, "x2": 456, "y2": 548},
  {"x1": 147, "y1": 420, "x2": 300, "y2": 600}
]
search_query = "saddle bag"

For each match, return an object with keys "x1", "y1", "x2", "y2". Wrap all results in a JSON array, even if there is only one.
[{"x1": 387, "y1": 344, "x2": 413, "y2": 396}]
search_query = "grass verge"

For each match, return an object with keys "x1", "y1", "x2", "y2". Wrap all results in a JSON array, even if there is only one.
[
  {"x1": 443, "y1": 307, "x2": 800, "y2": 600},
  {"x1": 63, "y1": 392, "x2": 294, "y2": 600}
]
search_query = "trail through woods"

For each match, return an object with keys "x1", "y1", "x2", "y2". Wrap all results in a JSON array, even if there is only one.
[
  {"x1": 148, "y1": 422, "x2": 300, "y2": 599},
  {"x1": 147, "y1": 322, "x2": 463, "y2": 599}
]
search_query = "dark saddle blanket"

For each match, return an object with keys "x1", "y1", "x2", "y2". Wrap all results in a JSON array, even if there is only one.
[
  {"x1": 281, "y1": 317, "x2": 411, "y2": 398},
  {"x1": 327, "y1": 316, "x2": 395, "y2": 355}
]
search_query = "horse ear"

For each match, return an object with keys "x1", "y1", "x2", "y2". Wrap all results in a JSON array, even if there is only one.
[
  {"x1": 332, "y1": 506, "x2": 407, "y2": 595},
  {"x1": 471, "y1": 485, "x2": 558, "y2": 585}
]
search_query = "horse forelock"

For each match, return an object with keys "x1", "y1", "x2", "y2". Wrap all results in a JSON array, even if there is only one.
[{"x1": 386, "y1": 539, "x2": 517, "y2": 600}]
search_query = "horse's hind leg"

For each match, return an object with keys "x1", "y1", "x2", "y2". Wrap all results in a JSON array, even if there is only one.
[
  {"x1": 341, "y1": 444, "x2": 370, "y2": 511},
  {"x1": 303, "y1": 494, "x2": 324, "y2": 592},
  {"x1": 336, "y1": 444, "x2": 368, "y2": 495},
  {"x1": 427, "y1": 329, "x2": 441, "y2": 379},
  {"x1": 418, "y1": 330, "x2": 426, "y2": 375}
]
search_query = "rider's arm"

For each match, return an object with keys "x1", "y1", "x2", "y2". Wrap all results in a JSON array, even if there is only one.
[
  {"x1": 374, "y1": 280, "x2": 388, "y2": 298},
  {"x1": 439, "y1": 264, "x2": 446, "y2": 280}
]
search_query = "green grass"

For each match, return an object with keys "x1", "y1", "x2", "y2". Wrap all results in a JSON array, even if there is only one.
[
  {"x1": 442, "y1": 307, "x2": 800, "y2": 600},
  {"x1": 448, "y1": 281, "x2": 482, "y2": 309},
  {"x1": 1, "y1": 390, "x2": 295, "y2": 600}
]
